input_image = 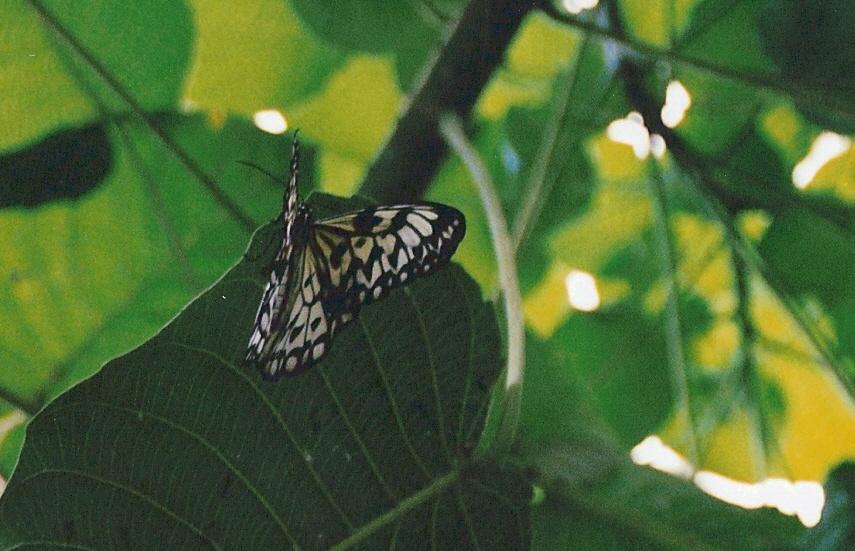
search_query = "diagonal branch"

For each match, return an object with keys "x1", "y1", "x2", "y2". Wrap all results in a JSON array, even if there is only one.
[
  {"x1": 358, "y1": 0, "x2": 535, "y2": 203},
  {"x1": 647, "y1": 161, "x2": 701, "y2": 466}
]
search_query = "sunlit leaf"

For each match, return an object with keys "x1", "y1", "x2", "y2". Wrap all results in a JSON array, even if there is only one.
[
  {"x1": 0, "y1": 114, "x2": 291, "y2": 450},
  {"x1": 0, "y1": 1, "x2": 192, "y2": 151}
]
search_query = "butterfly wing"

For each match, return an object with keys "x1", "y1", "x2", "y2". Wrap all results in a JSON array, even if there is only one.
[
  {"x1": 313, "y1": 203, "x2": 466, "y2": 315},
  {"x1": 260, "y1": 242, "x2": 347, "y2": 378},
  {"x1": 244, "y1": 238, "x2": 294, "y2": 368},
  {"x1": 245, "y1": 134, "x2": 302, "y2": 373},
  {"x1": 253, "y1": 203, "x2": 465, "y2": 379}
]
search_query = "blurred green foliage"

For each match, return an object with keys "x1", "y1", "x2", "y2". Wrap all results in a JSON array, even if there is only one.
[{"x1": 0, "y1": 0, "x2": 853, "y2": 548}]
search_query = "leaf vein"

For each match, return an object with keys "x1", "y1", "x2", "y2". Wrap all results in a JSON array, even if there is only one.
[
  {"x1": 11, "y1": 468, "x2": 221, "y2": 550},
  {"x1": 355, "y1": 318, "x2": 433, "y2": 481},
  {"x1": 318, "y1": 365, "x2": 398, "y2": 502},
  {"x1": 172, "y1": 342, "x2": 355, "y2": 533},
  {"x1": 403, "y1": 287, "x2": 453, "y2": 464}
]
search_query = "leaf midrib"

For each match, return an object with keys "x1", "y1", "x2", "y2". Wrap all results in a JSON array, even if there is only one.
[{"x1": 329, "y1": 469, "x2": 460, "y2": 551}]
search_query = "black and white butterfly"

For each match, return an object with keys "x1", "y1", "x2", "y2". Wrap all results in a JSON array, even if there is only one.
[{"x1": 244, "y1": 134, "x2": 466, "y2": 379}]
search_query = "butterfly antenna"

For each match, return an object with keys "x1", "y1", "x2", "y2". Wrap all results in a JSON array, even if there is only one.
[
  {"x1": 285, "y1": 129, "x2": 300, "y2": 216},
  {"x1": 236, "y1": 160, "x2": 282, "y2": 183}
]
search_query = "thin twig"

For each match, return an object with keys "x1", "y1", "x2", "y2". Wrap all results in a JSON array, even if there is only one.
[
  {"x1": 26, "y1": 0, "x2": 257, "y2": 233},
  {"x1": 439, "y1": 113, "x2": 525, "y2": 455},
  {"x1": 647, "y1": 160, "x2": 700, "y2": 466},
  {"x1": 732, "y1": 250, "x2": 769, "y2": 480}
]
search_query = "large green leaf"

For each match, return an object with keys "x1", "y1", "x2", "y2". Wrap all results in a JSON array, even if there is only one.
[
  {"x1": 0, "y1": 0, "x2": 192, "y2": 152},
  {"x1": 184, "y1": 0, "x2": 346, "y2": 116},
  {"x1": 0, "y1": 113, "x2": 298, "y2": 483},
  {"x1": 758, "y1": 0, "x2": 855, "y2": 134},
  {"x1": 0, "y1": 195, "x2": 531, "y2": 548},
  {"x1": 758, "y1": 210, "x2": 855, "y2": 365},
  {"x1": 527, "y1": 309, "x2": 672, "y2": 449},
  {"x1": 0, "y1": 115, "x2": 290, "y2": 412},
  {"x1": 289, "y1": 0, "x2": 459, "y2": 88}
]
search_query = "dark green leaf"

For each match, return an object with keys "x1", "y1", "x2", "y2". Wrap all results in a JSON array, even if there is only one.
[
  {"x1": 0, "y1": 114, "x2": 293, "y2": 474},
  {"x1": 758, "y1": 210, "x2": 855, "y2": 362},
  {"x1": 800, "y1": 462, "x2": 855, "y2": 550},
  {"x1": 758, "y1": 0, "x2": 855, "y2": 134},
  {"x1": 0, "y1": 122, "x2": 112, "y2": 208},
  {"x1": 520, "y1": 331, "x2": 614, "y2": 445},
  {"x1": 528, "y1": 309, "x2": 672, "y2": 449},
  {"x1": 0, "y1": 196, "x2": 530, "y2": 548},
  {"x1": 527, "y1": 440, "x2": 805, "y2": 550},
  {"x1": 290, "y1": 0, "x2": 458, "y2": 88},
  {"x1": 678, "y1": 0, "x2": 773, "y2": 72}
]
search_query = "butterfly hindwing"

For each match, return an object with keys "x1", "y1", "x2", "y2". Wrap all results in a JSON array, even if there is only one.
[{"x1": 244, "y1": 236, "x2": 296, "y2": 369}]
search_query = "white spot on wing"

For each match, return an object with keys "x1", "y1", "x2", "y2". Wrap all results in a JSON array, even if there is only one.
[
  {"x1": 309, "y1": 302, "x2": 324, "y2": 330},
  {"x1": 399, "y1": 226, "x2": 420, "y2": 247},
  {"x1": 378, "y1": 234, "x2": 397, "y2": 255},
  {"x1": 407, "y1": 214, "x2": 433, "y2": 236},
  {"x1": 396, "y1": 248, "x2": 408, "y2": 270},
  {"x1": 354, "y1": 239, "x2": 372, "y2": 261},
  {"x1": 380, "y1": 252, "x2": 393, "y2": 273}
]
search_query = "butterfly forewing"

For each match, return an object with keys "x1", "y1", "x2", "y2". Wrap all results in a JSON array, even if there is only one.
[
  {"x1": 314, "y1": 203, "x2": 465, "y2": 315},
  {"x1": 245, "y1": 201, "x2": 465, "y2": 379}
]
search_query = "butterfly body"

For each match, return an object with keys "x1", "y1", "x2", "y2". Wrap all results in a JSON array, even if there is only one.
[{"x1": 245, "y1": 137, "x2": 465, "y2": 379}]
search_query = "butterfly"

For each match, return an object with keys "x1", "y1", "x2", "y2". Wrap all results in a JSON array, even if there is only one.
[{"x1": 244, "y1": 134, "x2": 466, "y2": 379}]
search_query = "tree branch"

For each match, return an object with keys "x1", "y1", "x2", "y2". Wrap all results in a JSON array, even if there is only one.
[{"x1": 358, "y1": 0, "x2": 535, "y2": 203}]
